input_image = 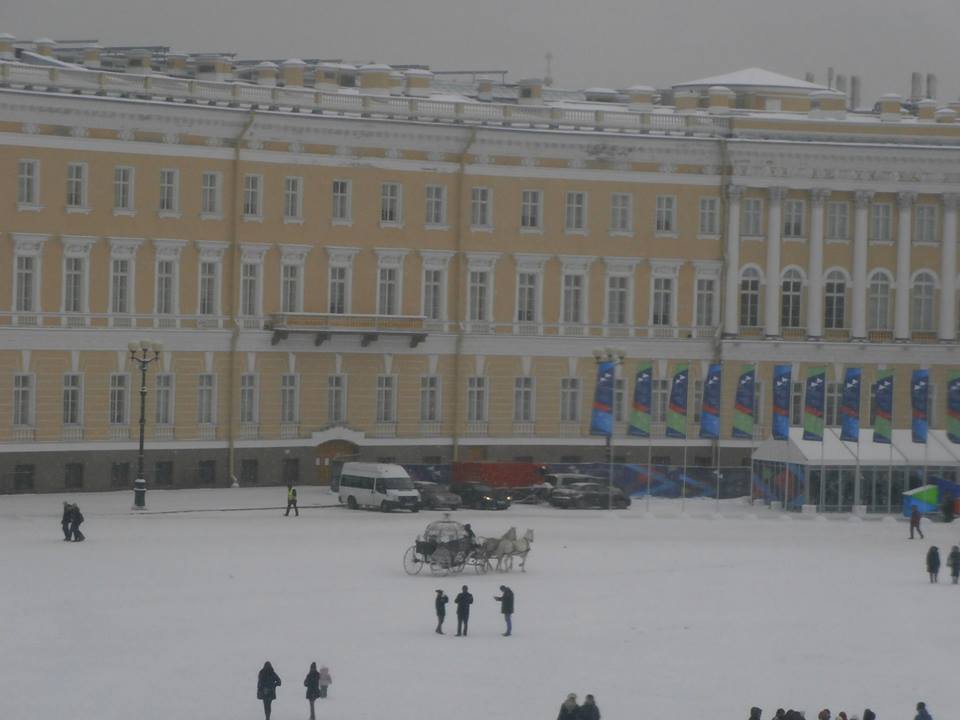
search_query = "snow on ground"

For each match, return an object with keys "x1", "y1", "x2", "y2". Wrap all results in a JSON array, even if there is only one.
[{"x1": 2, "y1": 487, "x2": 957, "y2": 720}]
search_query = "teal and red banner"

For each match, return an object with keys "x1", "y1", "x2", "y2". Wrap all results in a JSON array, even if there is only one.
[{"x1": 948, "y1": 370, "x2": 960, "y2": 444}]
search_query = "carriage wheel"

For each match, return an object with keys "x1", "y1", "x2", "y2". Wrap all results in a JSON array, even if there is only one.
[
  {"x1": 430, "y1": 547, "x2": 452, "y2": 576},
  {"x1": 403, "y1": 546, "x2": 424, "y2": 575},
  {"x1": 450, "y1": 551, "x2": 466, "y2": 574}
]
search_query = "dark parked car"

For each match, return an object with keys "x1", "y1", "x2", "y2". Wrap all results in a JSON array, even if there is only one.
[
  {"x1": 413, "y1": 481, "x2": 462, "y2": 510},
  {"x1": 549, "y1": 482, "x2": 631, "y2": 509},
  {"x1": 448, "y1": 482, "x2": 512, "y2": 510}
]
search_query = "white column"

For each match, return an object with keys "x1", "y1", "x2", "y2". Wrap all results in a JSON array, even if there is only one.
[
  {"x1": 894, "y1": 192, "x2": 916, "y2": 340},
  {"x1": 940, "y1": 193, "x2": 959, "y2": 341},
  {"x1": 807, "y1": 189, "x2": 829, "y2": 338},
  {"x1": 723, "y1": 185, "x2": 743, "y2": 336},
  {"x1": 764, "y1": 187, "x2": 785, "y2": 337},
  {"x1": 851, "y1": 190, "x2": 873, "y2": 340}
]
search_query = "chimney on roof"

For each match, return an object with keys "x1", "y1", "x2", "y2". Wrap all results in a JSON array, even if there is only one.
[
  {"x1": 404, "y1": 69, "x2": 433, "y2": 98},
  {"x1": 0, "y1": 34, "x2": 16, "y2": 60},
  {"x1": 804, "y1": 71, "x2": 815, "y2": 83},
  {"x1": 879, "y1": 93, "x2": 903, "y2": 122},
  {"x1": 850, "y1": 75, "x2": 861, "y2": 110},
  {"x1": 255, "y1": 61, "x2": 278, "y2": 87},
  {"x1": 517, "y1": 78, "x2": 543, "y2": 105},
  {"x1": 126, "y1": 48, "x2": 153, "y2": 75},
  {"x1": 359, "y1": 63, "x2": 392, "y2": 95},
  {"x1": 477, "y1": 77, "x2": 493, "y2": 102},
  {"x1": 34, "y1": 38, "x2": 55, "y2": 57},
  {"x1": 626, "y1": 85, "x2": 655, "y2": 111},
  {"x1": 280, "y1": 58, "x2": 305, "y2": 87},
  {"x1": 827, "y1": 66, "x2": 834, "y2": 89},
  {"x1": 917, "y1": 98, "x2": 937, "y2": 121},
  {"x1": 926, "y1": 73, "x2": 937, "y2": 100},
  {"x1": 910, "y1": 71, "x2": 922, "y2": 101}
]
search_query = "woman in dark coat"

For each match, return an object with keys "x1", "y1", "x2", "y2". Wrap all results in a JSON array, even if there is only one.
[
  {"x1": 926, "y1": 546, "x2": 941, "y2": 583},
  {"x1": 947, "y1": 545, "x2": 960, "y2": 584},
  {"x1": 257, "y1": 661, "x2": 281, "y2": 720},
  {"x1": 304, "y1": 662, "x2": 320, "y2": 720}
]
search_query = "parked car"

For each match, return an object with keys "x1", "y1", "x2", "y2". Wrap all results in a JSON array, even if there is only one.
[
  {"x1": 550, "y1": 482, "x2": 631, "y2": 509},
  {"x1": 413, "y1": 481, "x2": 462, "y2": 510},
  {"x1": 541, "y1": 473, "x2": 605, "y2": 498},
  {"x1": 448, "y1": 481, "x2": 512, "y2": 510}
]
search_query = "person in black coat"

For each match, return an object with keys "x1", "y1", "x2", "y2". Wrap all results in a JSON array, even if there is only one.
[
  {"x1": 257, "y1": 661, "x2": 281, "y2": 720},
  {"x1": 304, "y1": 662, "x2": 320, "y2": 720},
  {"x1": 434, "y1": 589, "x2": 448, "y2": 634},
  {"x1": 69, "y1": 504, "x2": 85, "y2": 542},
  {"x1": 947, "y1": 545, "x2": 960, "y2": 584},
  {"x1": 454, "y1": 584, "x2": 473, "y2": 636},
  {"x1": 926, "y1": 546, "x2": 941, "y2": 583},
  {"x1": 61, "y1": 502, "x2": 72, "y2": 541},
  {"x1": 749, "y1": 707, "x2": 762, "y2": 720},
  {"x1": 910, "y1": 506, "x2": 924, "y2": 539},
  {"x1": 862, "y1": 709, "x2": 876, "y2": 720},
  {"x1": 580, "y1": 693, "x2": 601, "y2": 720},
  {"x1": 494, "y1": 585, "x2": 514, "y2": 636},
  {"x1": 557, "y1": 693, "x2": 579, "y2": 720}
]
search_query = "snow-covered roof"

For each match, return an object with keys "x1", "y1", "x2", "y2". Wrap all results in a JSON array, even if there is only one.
[
  {"x1": 753, "y1": 427, "x2": 960, "y2": 466},
  {"x1": 674, "y1": 67, "x2": 828, "y2": 93}
]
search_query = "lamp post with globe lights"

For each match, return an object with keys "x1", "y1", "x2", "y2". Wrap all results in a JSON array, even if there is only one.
[
  {"x1": 128, "y1": 340, "x2": 162, "y2": 509},
  {"x1": 592, "y1": 346, "x2": 626, "y2": 510}
]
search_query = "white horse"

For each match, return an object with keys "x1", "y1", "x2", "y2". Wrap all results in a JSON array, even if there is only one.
[{"x1": 493, "y1": 528, "x2": 534, "y2": 572}]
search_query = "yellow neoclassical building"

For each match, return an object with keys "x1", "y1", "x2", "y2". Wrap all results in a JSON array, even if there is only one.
[{"x1": 1, "y1": 39, "x2": 959, "y2": 493}]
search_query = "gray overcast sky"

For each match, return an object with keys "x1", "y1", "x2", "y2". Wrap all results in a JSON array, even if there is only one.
[{"x1": 5, "y1": 0, "x2": 959, "y2": 102}]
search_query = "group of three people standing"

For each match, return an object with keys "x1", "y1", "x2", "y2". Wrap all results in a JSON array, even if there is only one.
[{"x1": 435, "y1": 584, "x2": 514, "y2": 636}]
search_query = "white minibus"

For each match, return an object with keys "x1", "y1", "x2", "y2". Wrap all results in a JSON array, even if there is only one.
[{"x1": 337, "y1": 462, "x2": 421, "y2": 512}]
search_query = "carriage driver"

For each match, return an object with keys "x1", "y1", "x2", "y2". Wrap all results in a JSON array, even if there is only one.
[{"x1": 464, "y1": 523, "x2": 478, "y2": 548}]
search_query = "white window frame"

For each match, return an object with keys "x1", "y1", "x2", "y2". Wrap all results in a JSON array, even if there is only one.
[
  {"x1": 562, "y1": 272, "x2": 586, "y2": 325},
  {"x1": 239, "y1": 373, "x2": 258, "y2": 424},
  {"x1": 420, "y1": 251, "x2": 453, "y2": 323},
  {"x1": 197, "y1": 373, "x2": 217, "y2": 426},
  {"x1": 467, "y1": 376, "x2": 488, "y2": 422},
  {"x1": 152, "y1": 239, "x2": 186, "y2": 323},
  {"x1": 693, "y1": 262, "x2": 722, "y2": 329},
  {"x1": 698, "y1": 196, "x2": 720, "y2": 237},
  {"x1": 332, "y1": 179, "x2": 352, "y2": 225},
  {"x1": 425, "y1": 184, "x2": 447, "y2": 228},
  {"x1": 13, "y1": 249, "x2": 40, "y2": 314},
  {"x1": 376, "y1": 375, "x2": 398, "y2": 423},
  {"x1": 13, "y1": 373, "x2": 35, "y2": 427},
  {"x1": 242, "y1": 174, "x2": 263, "y2": 220},
  {"x1": 419, "y1": 375, "x2": 441, "y2": 422},
  {"x1": 564, "y1": 191, "x2": 587, "y2": 233},
  {"x1": 869, "y1": 202, "x2": 893, "y2": 243},
  {"x1": 824, "y1": 269, "x2": 848, "y2": 330},
  {"x1": 783, "y1": 199, "x2": 805, "y2": 239},
  {"x1": 201, "y1": 171, "x2": 222, "y2": 219},
  {"x1": 866, "y1": 269, "x2": 894, "y2": 331},
  {"x1": 238, "y1": 245, "x2": 268, "y2": 319},
  {"x1": 910, "y1": 271, "x2": 937, "y2": 332},
  {"x1": 609, "y1": 193, "x2": 633, "y2": 235},
  {"x1": 283, "y1": 176, "x2": 303, "y2": 224},
  {"x1": 739, "y1": 266, "x2": 763, "y2": 328},
  {"x1": 780, "y1": 268, "x2": 805, "y2": 329},
  {"x1": 154, "y1": 373, "x2": 174, "y2": 426},
  {"x1": 279, "y1": 245, "x2": 310, "y2": 314},
  {"x1": 913, "y1": 204, "x2": 938, "y2": 245},
  {"x1": 605, "y1": 273, "x2": 632, "y2": 326},
  {"x1": 465, "y1": 253, "x2": 499, "y2": 326},
  {"x1": 113, "y1": 166, "x2": 135, "y2": 215},
  {"x1": 655, "y1": 195, "x2": 676, "y2": 235},
  {"x1": 66, "y1": 162, "x2": 89, "y2": 213},
  {"x1": 326, "y1": 247, "x2": 358, "y2": 315},
  {"x1": 380, "y1": 182, "x2": 403, "y2": 227},
  {"x1": 17, "y1": 159, "x2": 40, "y2": 210},
  {"x1": 158, "y1": 168, "x2": 180, "y2": 217},
  {"x1": 513, "y1": 376, "x2": 536, "y2": 422},
  {"x1": 198, "y1": 260, "x2": 220, "y2": 317},
  {"x1": 328, "y1": 374, "x2": 347, "y2": 424},
  {"x1": 649, "y1": 261, "x2": 681, "y2": 328},
  {"x1": 741, "y1": 197, "x2": 763, "y2": 237},
  {"x1": 108, "y1": 241, "x2": 138, "y2": 319},
  {"x1": 520, "y1": 189, "x2": 543, "y2": 232},
  {"x1": 62, "y1": 372, "x2": 83, "y2": 427},
  {"x1": 280, "y1": 374, "x2": 299, "y2": 423},
  {"x1": 109, "y1": 373, "x2": 130, "y2": 426},
  {"x1": 470, "y1": 186, "x2": 493, "y2": 230},
  {"x1": 196, "y1": 241, "x2": 228, "y2": 318},
  {"x1": 560, "y1": 377, "x2": 581, "y2": 423},
  {"x1": 376, "y1": 250, "x2": 407, "y2": 317},
  {"x1": 826, "y1": 201, "x2": 849, "y2": 242}
]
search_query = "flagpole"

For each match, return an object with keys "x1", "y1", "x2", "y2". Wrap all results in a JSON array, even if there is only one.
[
  {"x1": 854, "y1": 431, "x2": 861, "y2": 511},
  {"x1": 681, "y1": 446, "x2": 686, "y2": 513},
  {"x1": 820, "y1": 427, "x2": 826, "y2": 511},
  {"x1": 888, "y1": 441, "x2": 893, "y2": 514},
  {"x1": 646, "y1": 433, "x2": 651, "y2": 513},
  {"x1": 714, "y1": 438, "x2": 720, "y2": 513}
]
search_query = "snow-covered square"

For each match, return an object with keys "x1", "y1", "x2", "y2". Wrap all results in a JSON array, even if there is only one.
[{"x1": 3, "y1": 488, "x2": 956, "y2": 719}]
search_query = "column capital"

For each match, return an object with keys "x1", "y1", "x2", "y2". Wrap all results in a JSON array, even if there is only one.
[
  {"x1": 897, "y1": 191, "x2": 917, "y2": 209},
  {"x1": 768, "y1": 186, "x2": 788, "y2": 203},
  {"x1": 810, "y1": 188, "x2": 831, "y2": 206},
  {"x1": 943, "y1": 192, "x2": 960, "y2": 211},
  {"x1": 725, "y1": 185, "x2": 745, "y2": 201},
  {"x1": 854, "y1": 190, "x2": 874, "y2": 209}
]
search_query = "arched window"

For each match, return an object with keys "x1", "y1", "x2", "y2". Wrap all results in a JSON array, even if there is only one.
[
  {"x1": 739, "y1": 268, "x2": 761, "y2": 328},
  {"x1": 780, "y1": 269, "x2": 803, "y2": 329},
  {"x1": 911, "y1": 272, "x2": 936, "y2": 332},
  {"x1": 824, "y1": 270, "x2": 846, "y2": 329},
  {"x1": 867, "y1": 271, "x2": 892, "y2": 331}
]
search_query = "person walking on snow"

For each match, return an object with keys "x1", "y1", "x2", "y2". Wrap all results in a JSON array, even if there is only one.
[
  {"x1": 948, "y1": 545, "x2": 960, "y2": 584},
  {"x1": 580, "y1": 693, "x2": 601, "y2": 720},
  {"x1": 61, "y1": 502, "x2": 72, "y2": 541},
  {"x1": 434, "y1": 589, "x2": 448, "y2": 634},
  {"x1": 926, "y1": 546, "x2": 941, "y2": 583},
  {"x1": 284, "y1": 485, "x2": 299, "y2": 516},
  {"x1": 69, "y1": 503, "x2": 85, "y2": 542},
  {"x1": 749, "y1": 708, "x2": 762, "y2": 720},
  {"x1": 304, "y1": 662, "x2": 320, "y2": 720},
  {"x1": 317, "y1": 665, "x2": 331, "y2": 698},
  {"x1": 910, "y1": 506, "x2": 924, "y2": 539},
  {"x1": 257, "y1": 661, "x2": 281, "y2": 720},
  {"x1": 557, "y1": 693, "x2": 579, "y2": 720},
  {"x1": 494, "y1": 585, "x2": 514, "y2": 636},
  {"x1": 915, "y1": 701, "x2": 933, "y2": 720},
  {"x1": 454, "y1": 584, "x2": 473, "y2": 636}
]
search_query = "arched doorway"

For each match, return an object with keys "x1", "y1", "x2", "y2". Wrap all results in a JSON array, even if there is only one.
[{"x1": 315, "y1": 439, "x2": 360, "y2": 486}]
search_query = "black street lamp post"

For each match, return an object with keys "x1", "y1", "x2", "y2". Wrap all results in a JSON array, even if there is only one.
[{"x1": 128, "y1": 340, "x2": 162, "y2": 510}]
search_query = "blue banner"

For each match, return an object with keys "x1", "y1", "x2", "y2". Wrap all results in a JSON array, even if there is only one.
[
  {"x1": 732, "y1": 366, "x2": 755, "y2": 439},
  {"x1": 772, "y1": 364, "x2": 792, "y2": 441},
  {"x1": 911, "y1": 369, "x2": 929, "y2": 444},
  {"x1": 949, "y1": 371, "x2": 960, "y2": 444},
  {"x1": 699, "y1": 363, "x2": 722, "y2": 440},
  {"x1": 873, "y1": 370, "x2": 894, "y2": 445},
  {"x1": 666, "y1": 364, "x2": 689, "y2": 439},
  {"x1": 628, "y1": 363, "x2": 652, "y2": 438},
  {"x1": 839, "y1": 367, "x2": 862, "y2": 443},
  {"x1": 590, "y1": 360, "x2": 615, "y2": 437},
  {"x1": 802, "y1": 367, "x2": 826, "y2": 442}
]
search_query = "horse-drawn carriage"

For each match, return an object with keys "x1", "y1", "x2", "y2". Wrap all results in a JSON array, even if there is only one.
[
  {"x1": 402, "y1": 517, "x2": 490, "y2": 576},
  {"x1": 402, "y1": 517, "x2": 535, "y2": 576}
]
